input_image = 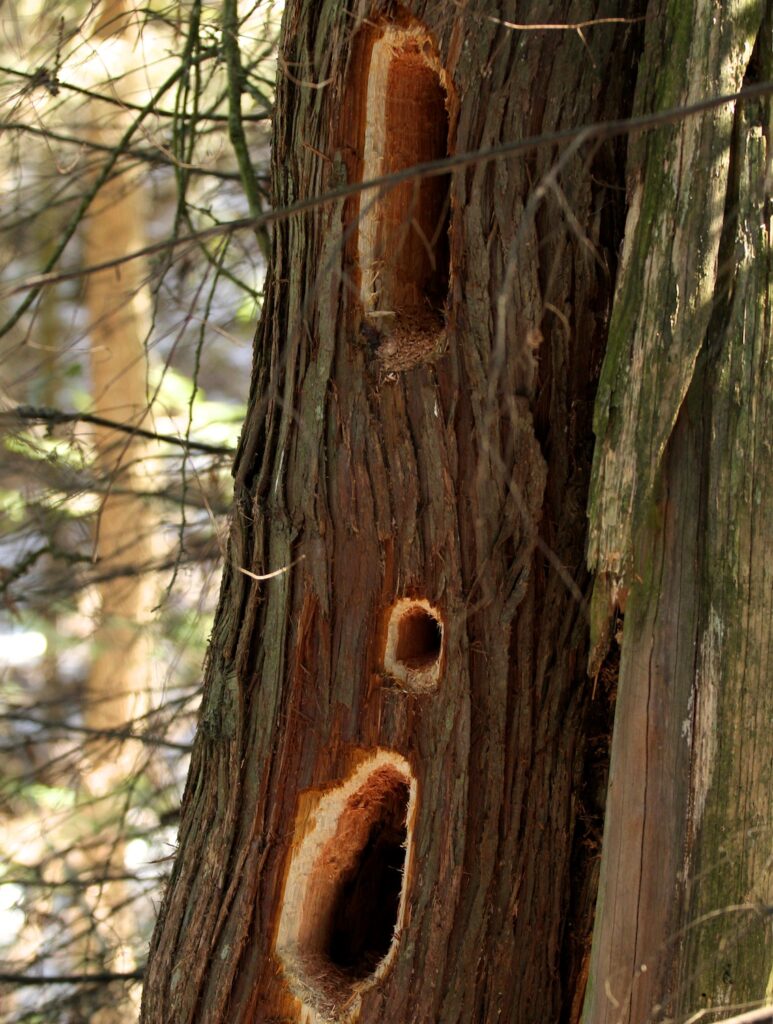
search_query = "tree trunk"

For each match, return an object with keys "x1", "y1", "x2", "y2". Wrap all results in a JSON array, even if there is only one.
[
  {"x1": 141, "y1": 2, "x2": 770, "y2": 1023},
  {"x1": 84, "y1": 0, "x2": 155, "y2": 772},
  {"x1": 78, "y1": 1, "x2": 156, "y2": 1012}
]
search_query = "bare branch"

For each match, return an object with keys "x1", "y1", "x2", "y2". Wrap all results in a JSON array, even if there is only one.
[
  {"x1": 1, "y1": 120, "x2": 245, "y2": 181},
  {"x1": 0, "y1": 61, "x2": 271, "y2": 122},
  {"x1": 0, "y1": 710, "x2": 193, "y2": 752},
  {"x1": 4, "y1": 405, "x2": 236, "y2": 455},
  {"x1": 0, "y1": 970, "x2": 144, "y2": 985}
]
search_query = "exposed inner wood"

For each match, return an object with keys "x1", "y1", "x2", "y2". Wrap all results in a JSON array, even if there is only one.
[
  {"x1": 276, "y1": 754, "x2": 416, "y2": 1019},
  {"x1": 383, "y1": 598, "x2": 444, "y2": 690},
  {"x1": 359, "y1": 26, "x2": 450, "y2": 337},
  {"x1": 327, "y1": 780, "x2": 408, "y2": 976},
  {"x1": 394, "y1": 607, "x2": 442, "y2": 669}
]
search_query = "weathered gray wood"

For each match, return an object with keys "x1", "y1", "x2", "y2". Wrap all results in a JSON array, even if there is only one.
[{"x1": 584, "y1": 2, "x2": 771, "y2": 1021}]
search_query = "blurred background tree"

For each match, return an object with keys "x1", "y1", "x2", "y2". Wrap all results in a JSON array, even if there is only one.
[{"x1": 0, "y1": 2, "x2": 279, "y2": 1020}]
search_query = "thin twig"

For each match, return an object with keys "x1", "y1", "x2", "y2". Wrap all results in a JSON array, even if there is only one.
[
  {"x1": 223, "y1": 0, "x2": 271, "y2": 260},
  {"x1": 478, "y1": 12, "x2": 647, "y2": 31},
  {"x1": 4, "y1": 405, "x2": 235, "y2": 455},
  {"x1": 0, "y1": 59, "x2": 190, "y2": 339},
  {"x1": 685, "y1": 1008, "x2": 773, "y2": 1024},
  {"x1": 0, "y1": 711, "x2": 192, "y2": 752},
  {"x1": 0, "y1": 61, "x2": 271, "y2": 122},
  {"x1": 1, "y1": 120, "x2": 243, "y2": 181},
  {"x1": 0, "y1": 970, "x2": 144, "y2": 985}
]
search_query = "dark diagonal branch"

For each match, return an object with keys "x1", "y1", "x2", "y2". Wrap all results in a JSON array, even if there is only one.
[
  {"x1": 0, "y1": 970, "x2": 144, "y2": 985},
  {"x1": 4, "y1": 406, "x2": 236, "y2": 455}
]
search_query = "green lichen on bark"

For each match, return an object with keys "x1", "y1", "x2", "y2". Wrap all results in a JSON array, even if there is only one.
[
  {"x1": 587, "y1": 0, "x2": 763, "y2": 657},
  {"x1": 675, "y1": 85, "x2": 773, "y2": 1014},
  {"x1": 584, "y1": 3, "x2": 771, "y2": 1021}
]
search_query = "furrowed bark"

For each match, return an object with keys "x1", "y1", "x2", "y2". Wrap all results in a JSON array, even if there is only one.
[{"x1": 142, "y1": 2, "x2": 642, "y2": 1021}]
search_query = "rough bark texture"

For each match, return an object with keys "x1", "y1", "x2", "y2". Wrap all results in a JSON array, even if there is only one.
[
  {"x1": 584, "y1": 3, "x2": 771, "y2": 1022},
  {"x1": 141, "y1": 1, "x2": 771, "y2": 1023},
  {"x1": 142, "y1": 2, "x2": 640, "y2": 1021}
]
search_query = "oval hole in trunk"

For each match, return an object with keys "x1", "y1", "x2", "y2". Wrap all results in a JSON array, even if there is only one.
[
  {"x1": 276, "y1": 754, "x2": 417, "y2": 1017},
  {"x1": 384, "y1": 598, "x2": 444, "y2": 691}
]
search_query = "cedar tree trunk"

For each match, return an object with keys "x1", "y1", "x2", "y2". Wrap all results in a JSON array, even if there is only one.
[{"x1": 141, "y1": 2, "x2": 771, "y2": 1023}]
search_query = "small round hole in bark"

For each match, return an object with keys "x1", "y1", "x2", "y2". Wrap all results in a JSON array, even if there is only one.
[
  {"x1": 384, "y1": 598, "x2": 444, "y2": 691},
  {"x1": 276, "y1": 754, "x2": 417, "y2": 1018},
  {"x1": 394, "y1": 607, "x2": 442, "y2": 669}
]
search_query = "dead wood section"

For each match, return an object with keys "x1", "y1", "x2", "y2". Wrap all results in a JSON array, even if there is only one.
[{"x1": 584, "y1": 4, "x2": 772, "y2": 1019}]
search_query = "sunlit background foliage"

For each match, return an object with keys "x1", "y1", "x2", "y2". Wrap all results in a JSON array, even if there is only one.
[{"x1": 0, "y1": 2, "x2": 280, "y2": 1019}]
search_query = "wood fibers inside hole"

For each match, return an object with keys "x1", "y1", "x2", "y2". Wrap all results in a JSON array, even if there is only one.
[
  {"x1": 384, "y1": 598, "x2": 444, "y2": 691},
  {"x1": 395, "y1": 607, "x2": 442, "y2": 669},
  {"x1": 276, "y1": 754, "x2": 417, "y2": 1019},
  {"x1": 358, "y1": 25, "x2": 453, "y2": 368}
]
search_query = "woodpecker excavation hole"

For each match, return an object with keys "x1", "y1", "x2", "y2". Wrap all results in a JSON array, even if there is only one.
[
  {"x1": 276, "y1": 753, "x2": 417, "y2": 1019},
  {"x1": 326, "y1": 775, "x2": 409, "y2": 976},
  {"x1": 358, "y1": 24, "x2": 453, "y2": 371},
  {"x1": 395, "y1": 607, "x2": 442, "y2": 668},
  {"x1": 384, "y1": 598, "x2": 444, "y2": 691}
]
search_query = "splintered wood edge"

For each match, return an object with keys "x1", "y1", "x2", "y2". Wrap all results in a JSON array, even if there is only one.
[
  {"x1": 275, "y1": 751, "x2": 418, "y2": 1023},
  {"x1": 358, "y1": 22, "x2": 454, "y2": 316},
  {"x1": 383, "y1": 597, "x2": 444, "y2": 691}
]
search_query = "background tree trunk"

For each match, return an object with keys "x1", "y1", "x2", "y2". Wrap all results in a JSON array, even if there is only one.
[
  {"x1": 79, "y1": 1, "x2": 156, "y2": 1011},
  {"x1": 141, "y1": 2, "x2": 771, "y2": 1023},
  {"x1": 85, "y1": 0, "x2": 155, "y2": 760}
]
